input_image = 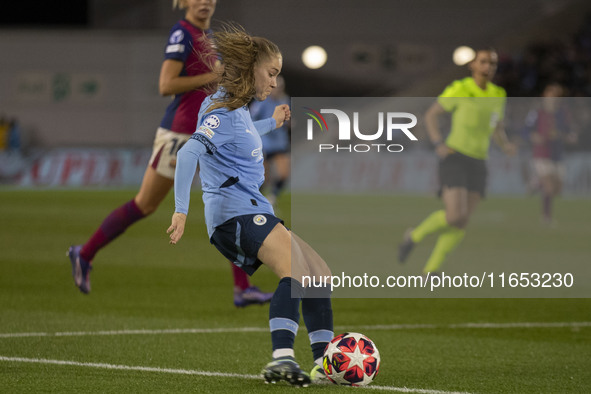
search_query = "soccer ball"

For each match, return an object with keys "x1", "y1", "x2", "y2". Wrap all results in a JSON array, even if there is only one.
[{"x1": 322, "y1": 332, "x2": 380, "y2": 386}]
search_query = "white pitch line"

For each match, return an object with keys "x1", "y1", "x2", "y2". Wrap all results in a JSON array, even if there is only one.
[
  {"x1": 0, "y1": 327, "x2": 268, "y2": 338},
  {"x1": 0, "y1": 321, "x2": 589, "y2": 339},
  {"x1": 0, "y1": 355, "x2": 260, "y2": 379},
  {"x1": 447, "y1": 322, "x2": 591, "y2": 329},
  {"x1": 352, "y1": 321, "x2": 591, "y2": 331},
  {"x1": 0, "y1": 356, "x2": 471, "y2": 394}
]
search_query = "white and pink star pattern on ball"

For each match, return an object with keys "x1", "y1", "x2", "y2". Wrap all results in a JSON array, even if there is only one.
[{"x1": 322, "y1": 332, "x2": 380, "y2": 386}]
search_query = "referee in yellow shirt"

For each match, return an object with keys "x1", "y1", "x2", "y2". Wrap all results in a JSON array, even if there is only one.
[{"x1": 399, "y1": 48, "x2": 516, "y2": 274}]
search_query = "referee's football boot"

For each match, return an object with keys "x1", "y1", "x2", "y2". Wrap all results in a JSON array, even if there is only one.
[
  {"x1": 398, "y1": 227, "x2": 416, "y2": 263},
  {"x1": 262, "y1": 357, "x2": 311, "y2": 387},
  {"x1": 67, "y1": 245, "x2": 92, "y2": 294}
]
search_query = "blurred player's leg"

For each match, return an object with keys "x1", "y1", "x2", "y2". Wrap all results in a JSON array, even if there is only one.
[
  {"x1": 270, "y1": 153, "x2": 290, "y2": 202},
  {"x1": 422, "y1": 189, "x2": 479, "y2": 273},
  {"x1": 232, "y1": 262, "x2": 274, "y2": 307},
  {"x1": 81, "y1": 167, "x2": 171, "y2": 262},
  {"x1": 539, "y1": 171, "x2": 562, "y2": 225},
  {"x1": 67, "y1": 245, "x2": 92, "y2": 294},
  {"x1": 411, "y1": 209, "x2": 448, "y2": 242},
  {"x1": 422, "y1": 226, "x2": 466, "y2": 273},
  {"x1": 399, "y1": 209, "x2": 447, "y2": 263},
  {"x1": 79, "y1": 199, "x2": 145, "y2": 263},
  {"x1": 69, "y1": 168, "x2": 172, "y2": 293}
]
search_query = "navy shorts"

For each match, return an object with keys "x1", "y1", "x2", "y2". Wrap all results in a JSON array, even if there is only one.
[
  {"x1": 438, "y1": 151, "x2": 487, "y2": 197},
  {"x1": 210, "y1": 214, "x2": 283, "y2": 275}
]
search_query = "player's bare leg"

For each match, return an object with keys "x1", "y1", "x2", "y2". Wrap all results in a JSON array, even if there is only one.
[
  {"x1": 399, "y1": 186, "x2": 471, "y2": 265},
  {"x1": 539, "y1": 174, "x2": 560, "y2": 224},
  {"x1": 421, "y1": 187, "x2": 480, "y2": 273},
  {"x1": 134, "y1": 167, "x2": 174, "y2": 215},
  {"x1": 442, "y1": 186, "x2": 470, "y2": 228},
  {"x1": 258, "y1": 224, "x2": 332, "y2": 387}
]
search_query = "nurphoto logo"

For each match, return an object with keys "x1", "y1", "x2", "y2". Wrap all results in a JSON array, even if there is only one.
[{"x1": 304, "y1": 107, "x2": 418, "y2": 153}]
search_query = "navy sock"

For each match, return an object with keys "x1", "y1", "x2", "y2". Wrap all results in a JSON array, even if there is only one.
[
  {"x1": 302, "y1": 291, "x2": 334, "y2": 361},
  {"x1": 269, "y1": 277, "x2": 304, "y2": 353}
]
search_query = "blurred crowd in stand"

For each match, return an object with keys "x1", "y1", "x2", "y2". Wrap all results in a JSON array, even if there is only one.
[
  {"x1": 496, "y1": 13, "x2": 591, "y2": 98},
  {"x1": 489, "y1": 14, "x2": 591, "y2": 152}
]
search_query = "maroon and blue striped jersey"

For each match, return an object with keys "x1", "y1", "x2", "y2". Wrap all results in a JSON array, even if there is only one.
[{"x1": 160, "y1": 19, "x2": 214, "y2": 135}]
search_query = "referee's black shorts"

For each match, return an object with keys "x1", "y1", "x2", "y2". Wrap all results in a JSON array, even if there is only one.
[{"x1": 438, "y1": 151, "x2": 487, "y2": 197}]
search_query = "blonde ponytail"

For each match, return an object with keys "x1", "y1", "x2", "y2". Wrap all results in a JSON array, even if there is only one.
[{"x1": 203, "y1": 24, "x2": 281, "y2": 112}]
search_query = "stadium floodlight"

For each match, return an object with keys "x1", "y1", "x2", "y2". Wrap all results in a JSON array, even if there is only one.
[
  {"x1": 453, "y1": 46, "x2": 476, "y2": 66},
  {"x1": 302, "y1": 45, "x2": 327, "y2": 69}
]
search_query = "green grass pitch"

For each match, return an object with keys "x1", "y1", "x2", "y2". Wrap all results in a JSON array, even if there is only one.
[{"x1": 0, "y1": 189, "x2": 589, "y2": 393}]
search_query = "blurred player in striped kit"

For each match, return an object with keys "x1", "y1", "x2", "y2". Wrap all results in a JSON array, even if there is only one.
[
  {"x1": 250, "y1": 76, "x2": 291, "y2": 207},
  {"x1": 523, "y1": 82, "x2": 577, "y2": 225},
  {"x1": 67, "y1": 0, "x2": 274, "y2": 306},
  {"x1": 399, "y1": 48, "x2": 516, "y2": 275}
]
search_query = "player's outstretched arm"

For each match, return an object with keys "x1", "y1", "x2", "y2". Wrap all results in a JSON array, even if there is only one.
[
  {"x1": 272, "y1": 104, "x2": 291, "y2": 128},
  {"x1": 252, "y1": 105, "x2": 290, "y2": 136}
]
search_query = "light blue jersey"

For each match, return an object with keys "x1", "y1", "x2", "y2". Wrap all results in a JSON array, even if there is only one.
[{"x1": 174, "y1": 89, "x2": 277, "y2": 238}]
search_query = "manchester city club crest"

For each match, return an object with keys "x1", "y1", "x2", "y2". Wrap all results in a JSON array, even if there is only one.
[{"x1": 253, "y1": 215, "x2": 267, "y2": 226}]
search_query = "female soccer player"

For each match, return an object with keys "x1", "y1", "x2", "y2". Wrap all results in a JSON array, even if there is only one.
[
  {"x1": 398, "y1": 48, "x2": 516, "y2": 274},
  {"x1": 68, "y1": 0, "x2": 274, "y2": 306},
  {"x1": 167, "y1": 25, "x2": 334, "y2": 387}
]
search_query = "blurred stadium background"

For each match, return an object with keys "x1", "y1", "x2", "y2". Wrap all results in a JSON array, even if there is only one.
[
  {"x1": 1, "y1": 0, "x2": 591, "y2": 147},
  {"x1": 1, "y1": 2, "x2": 591, "y2": 392},
  {"x1": 1, "y1": 0, "x2": 591, "y2": 192}
]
